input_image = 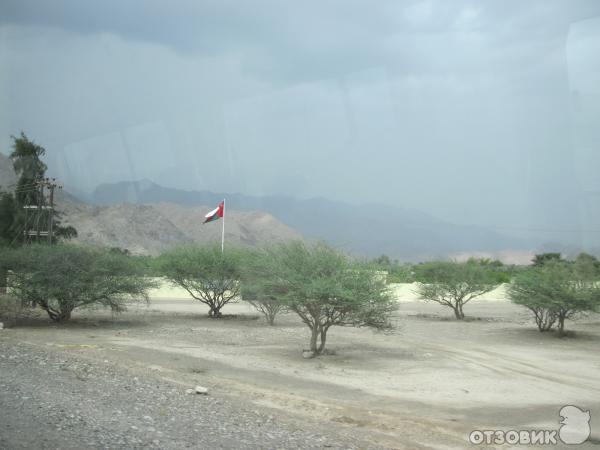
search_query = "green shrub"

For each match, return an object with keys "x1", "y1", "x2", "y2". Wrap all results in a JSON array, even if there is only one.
[
  {"x1": 508, "y1": 260, "x2": 600, "y2": 335},
  {"x1": 249, "y1": 242, "x2": 396, "y2": 356},
  {"x1": 0, "y1": 244, "x2": 155, "y2": 322}
]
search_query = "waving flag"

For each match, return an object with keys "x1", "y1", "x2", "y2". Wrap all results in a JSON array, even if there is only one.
[{"x1": 203, "y1": 201, "x2": 224, "y2": 223}]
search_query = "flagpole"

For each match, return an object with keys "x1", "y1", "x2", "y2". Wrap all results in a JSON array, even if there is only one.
[{"x1": 221, "y1": 198, "x2": 225, "y2": 253}]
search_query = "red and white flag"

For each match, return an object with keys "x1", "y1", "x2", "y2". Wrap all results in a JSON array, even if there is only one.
[{"x1": 203, "y1": 201, "x2": 224, "y2": 224}]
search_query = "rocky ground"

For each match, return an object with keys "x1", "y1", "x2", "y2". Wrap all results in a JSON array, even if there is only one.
[{"x1": 0, "y1": 340, "x2": 379, "y2": 449}]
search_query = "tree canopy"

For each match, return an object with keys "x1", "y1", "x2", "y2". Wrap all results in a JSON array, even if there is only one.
[
  {"x1": 531, "y1": 252, "x2": 563, "y2": 267},
  {"x1": 1, "y1": 244, "x2": 155, "y2": 322},
  {"x1": 414, "y1": 260, "x2": 500, "y2": 319},
  {"x1": 158, "y1": 245, "x2": 243, "y2": 317},
  {"x1": 249, "y1": 241, "x2": 396, "y2": 356},
  {"x1": 508, "y1": 259, "x2": 600, "y2": 335}
]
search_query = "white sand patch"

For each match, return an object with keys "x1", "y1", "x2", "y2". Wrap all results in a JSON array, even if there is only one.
[{"x1": 389, "y1": 282, "x2": 510, "y2": 303}]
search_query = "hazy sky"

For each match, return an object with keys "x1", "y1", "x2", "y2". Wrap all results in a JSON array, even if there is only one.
[{"x1": 1, "y1": 0, "x2": 599, "y2": 245}]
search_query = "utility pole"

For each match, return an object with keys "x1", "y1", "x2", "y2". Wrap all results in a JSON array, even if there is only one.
[
  {"x1": 22, "y1": 178, "x2": 61, "y2": 243},
  {"x1": 46, "y1": 178, "x2": 60, "y2": 243}
]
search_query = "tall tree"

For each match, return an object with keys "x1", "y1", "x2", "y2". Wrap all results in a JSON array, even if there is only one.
[
  {"x1": 0, "y1": 133, "x2": 76, "y2": 246},
  {"x1": 10, "y1": 132, "x2": 47, "y2": 206}
]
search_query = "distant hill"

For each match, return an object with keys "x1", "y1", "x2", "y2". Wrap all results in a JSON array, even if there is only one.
[
  {"x1": 0, "y1": 157, "x2": 303, "y2": 254},
  {"x1": 90, "y1": 180, "x2": 536, "y2": 261},
  {"x1": 1, "y1": 152, "x2": 589, "y2": 261},
  {"x1": 53, "y1": 192, "x2": 303, "y2": 255}
]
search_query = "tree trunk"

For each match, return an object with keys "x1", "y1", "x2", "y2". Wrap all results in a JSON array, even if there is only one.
[
  {"x1": 317, "y1": 327, "x2": 328, "y2": 354},
  {"x1": 309, "y1": 326, "x2": 319, "y2": 353},
  {"x1": 453, "y1": 304, "x2": 464, "y2": 320},
  {"x1": 208, "y1": 306, "x2": 222, "y2": 318},
  {"x1": 45, "y1": 306, "x2": 72, "y2": 322},
  {"x1": 557, "y1": 315, "x2": 565, "y2": 337},
  {"x1": 535, "y1": 309, "x2": 555, "y2": 332}
]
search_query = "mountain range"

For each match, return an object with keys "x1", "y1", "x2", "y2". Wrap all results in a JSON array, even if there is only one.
[
  {"x1": 86, "y1": 179, "x2": 537, "y2": 261},
  {"x1": 0, "y1": 153, "x2": 301, "y2": 254},
  {"x1": 0, "y1": 151, "x2": 549, "y2": 261}
]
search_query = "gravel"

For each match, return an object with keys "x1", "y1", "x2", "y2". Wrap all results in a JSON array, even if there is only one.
[{"x1": 0, "y1": 339, "x2": 382, "y2": 449}]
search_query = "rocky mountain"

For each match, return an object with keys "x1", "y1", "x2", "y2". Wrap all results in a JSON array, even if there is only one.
[
  {"x1": 0, "y1": 157, "x2": 303, "y2": 254},
  {"x1": 50, "y1": 193, "x2": 303, "y2": 255},
  {"x1": 90, "y1": 180, "x2": 536, "y2": 261},
  {"x1": 0, "y1": 154, "x2": 553, "y2": 261}
]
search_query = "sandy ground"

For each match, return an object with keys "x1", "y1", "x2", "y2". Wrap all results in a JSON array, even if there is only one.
[
  {"x1": 1, "y1": 290, "x2": 599, "y2": 449},
  {"x1": 148, "y1": 281, "x2": 513, "y2": 303}
]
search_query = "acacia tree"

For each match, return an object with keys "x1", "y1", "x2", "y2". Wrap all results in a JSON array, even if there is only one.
[
  {"x1": 159, "y1": 245, "x2": 242, "y2": 317},
  {"x1": 415, "y1": 260, "x2": 499, "y2": 319},
  {"x1": 508, "y1": 260, "x2": 600, "y2": 336},
  {"x1": 239, "y1": 249, "x2": 287, "y2": 325},
  {"x1": 0, "y1": 244, "x2": 154, "y2": 322},
  {"x1": 240, "y1": 283, "x2": 287, "y2": 325},
  {"x1": 531, "y1": 253, "x2": 563, "y2": 267},
  {"x1": 574, "y1": 252, "x2": 600, "y2": 278},
  {"x1": 253, "y1": 241, "x2": 396, "y2": 356}
]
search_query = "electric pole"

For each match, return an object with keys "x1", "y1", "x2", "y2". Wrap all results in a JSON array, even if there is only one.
[{"x1": 23, "y1": 178, "x2": 62, "y2": 243}]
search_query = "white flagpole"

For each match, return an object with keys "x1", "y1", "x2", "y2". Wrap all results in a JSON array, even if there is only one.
[{"x1": 221, "y1": 199, "x2": 225, "y2": 253}]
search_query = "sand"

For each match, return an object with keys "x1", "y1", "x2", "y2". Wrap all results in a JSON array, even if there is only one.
[{"x1": 2, "y1": 293, "x2": 599, "y2": 448}]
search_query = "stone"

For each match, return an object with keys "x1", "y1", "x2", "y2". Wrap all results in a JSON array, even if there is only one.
[{"x1": 194, "y1": 386, "x2": 208, "y2": 395}]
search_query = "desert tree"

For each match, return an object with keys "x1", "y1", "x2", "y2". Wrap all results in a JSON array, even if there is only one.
[
  {"x1": 531, "y1": 252, "x2": 563, "y2": 267},
  {"x1": 574, "y1": 252, "x2": 600, "y2": 277},
  {"x1": 239, "y1": 249, "x2": 287, "y2": 325},
  {"x1": 0, "y1": 244, "x2": 155, "y2": 322},
  {"x1": 158, "y1": 245, "x2": 242, "y2": 317},
  {"x1": 371, "y1": 254, "x2": 415, "y2": 283},
  {"x1": 254, "y1": 241, "x2": 396, "y2": 356},
  {"x1": 414, "y1": 260, "x2": 500, "y2": 319},
  {"x1": 240, "y1": 281, "x2": 286, "y2": 326},
  {"x1": 508, "y1": 260, "x2": 600, "y2": 336}
]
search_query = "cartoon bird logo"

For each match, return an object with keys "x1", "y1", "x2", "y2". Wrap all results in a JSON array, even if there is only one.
[{"x1": 559, "y1": 405, "x2": 591, "y2": 445}]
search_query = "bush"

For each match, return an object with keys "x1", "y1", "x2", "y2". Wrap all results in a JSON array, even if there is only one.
[
  {"x1": 414, "y1": 260, "x2": 500, "y2": 319},
  {"x1": 0, "y1": 244, "x2": 155, "y2": 322},
  {"x1": 508, "y1": 260, "x2": 600, "y2": 336},
  {"x1": 158, "y1": 245, "x2": 243, "y2": 317},
  {"x1": 250, "y1": 242, "x2": 396, "y2": 356}
]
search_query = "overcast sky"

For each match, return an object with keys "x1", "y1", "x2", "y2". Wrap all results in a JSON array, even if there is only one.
[{"x1": 1, "y1": 0, "x2": 599, "y2": 245}]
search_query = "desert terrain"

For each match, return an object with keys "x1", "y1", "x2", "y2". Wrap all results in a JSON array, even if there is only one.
[{"x1": 1, "y1": 284, "x2": 599, "y2": 449}]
